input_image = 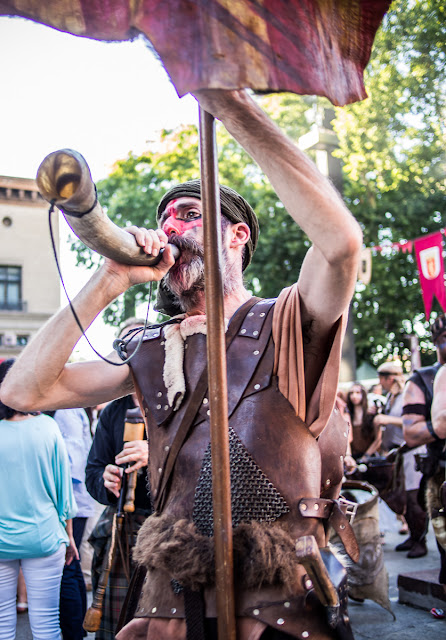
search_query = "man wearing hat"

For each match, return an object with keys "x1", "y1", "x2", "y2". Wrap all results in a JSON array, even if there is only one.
[
  {"x1": 1, "y1": 90, "x2": 362, "y2": 639},
  {"x1": 374, "y1": 360, "x2": 405, "y2": 453},
  {"x1": 404, "y1": 316, "x2": 446, "y2": 575},
  {"x1": 374, "y1": 360, "x2": 429, "y2": 557}
]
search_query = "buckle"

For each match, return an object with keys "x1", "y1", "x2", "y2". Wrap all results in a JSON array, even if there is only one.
[{"x1": 338, "y1": 497, "x2": 358, "y2": 524}]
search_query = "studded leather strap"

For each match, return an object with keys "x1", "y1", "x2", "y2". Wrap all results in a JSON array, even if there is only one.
[{"x1": 298, "y1": 498, "x2": 359, "y2": 562}]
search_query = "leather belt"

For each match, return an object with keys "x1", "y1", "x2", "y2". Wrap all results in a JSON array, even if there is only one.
[{"x1": 298, "y1": 497, "x2": 359, "y2": 562}]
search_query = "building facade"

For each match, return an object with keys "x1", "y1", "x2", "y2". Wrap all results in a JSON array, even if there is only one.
[{"x1": 0, "y1": 175, "x2": 60, "y2": 361}]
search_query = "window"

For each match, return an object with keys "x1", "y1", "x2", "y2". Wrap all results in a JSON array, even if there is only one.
[
  {"x1": 16, "y1": 335, "x2": 29, "y2": 346},
  {"x1": 0, "y1": 266, "x2": 22, "y2": 310}
]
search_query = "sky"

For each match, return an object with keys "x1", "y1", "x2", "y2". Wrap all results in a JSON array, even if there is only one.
[{"x1": 0, "y1": 16, "x2": 199, "y2": 358}]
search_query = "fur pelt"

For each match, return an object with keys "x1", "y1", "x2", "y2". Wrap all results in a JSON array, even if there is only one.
[
  {"x1": 163, "y1": 316, "x2": 228, "y2": 410},
  {"x1": 133, "y1": 514, "x2": 302, "y2": 593}
]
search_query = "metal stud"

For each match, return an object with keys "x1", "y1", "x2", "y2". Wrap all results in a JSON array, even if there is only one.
[
  {"x1": 253, "y1": 609, "x2": 260, "y2": 616},
  {"x1": 248, "y1": 312, "x2": 254, "y2": 317},
  {"x1": 164, "y1": 405, "x2": 169, "y2": 410},
  {"x1": 207, "y1": 410, "x2": 210, "y2": 416},
  {"x1": 151, "y1": 607, "x2": 157, "y2": 613},
  {"x1": 260, "y1": 312, "x2": 265, "y2": 317},
  {"x1": 164, "y1": 445, "x2": 170, "y2": 452},
  {"x1": 301, "y1": 503, "x2": 307, "y2": 511},
  {"x1": 158, "y1": 468, "x2": 162, "y2": 474},
  {"x1": 253, "y1": 350, "x2": 260, "y2": 355},
  {"x1": 254, "y1": 384, "x2": 261, "y2": 390},
  {"x1": 302, "y1": 632, "x2": 309, "y2": 638},
  {"x1": 304, "y1": 578, "x2": 313, "y2": 590},
  {"x1": 160, "y1": 341, "x2": 165, "y2": 346},
  {"x1": 156, "y1": 404, "x2": 162, "y2": 410},
  {"x1": 314, "y1": 503, "x2": 319, "y2": 511},
  {"x1": 241, "y1": 328, "x2": 247, "y2": 334},
  {"x1": 203, "y1": 398, "x2": 209, "y2": 405},
  {"x1": 157, "y1": 391, "x2": 162, "y2": 397},
  {"x1": 171, "y1": 608, "x2": 177, "y2": 614},
  {"x1": 326, "y1": 479, "x2": 331, "y2": 486},
  {"x1": 277, "y1": 618, "x2": 285, "y2": 625},
  {"x1": 253, "y1": 330, "x2": 259, "y2": 336},
  {"x1": 340, "y1": 524, "x2": 346, "y2": 530},
  {"x1": 284, "y1": 601, "x2": 291, "y2": 608}
]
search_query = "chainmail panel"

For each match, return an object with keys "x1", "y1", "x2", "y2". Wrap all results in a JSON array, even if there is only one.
[{"x1": 193, "y1": 426, "x2": 290, "y2": 537}]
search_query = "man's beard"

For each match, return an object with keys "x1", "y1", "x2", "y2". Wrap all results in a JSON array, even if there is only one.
[{"x1": 163, "y1": 235, "x2": 239, "y2": 313}]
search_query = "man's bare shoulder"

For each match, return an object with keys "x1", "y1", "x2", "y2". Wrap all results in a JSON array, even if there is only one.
[
  {"x1": 434, "y1": 364, "x2": 446, "y2": 391},
  {"x1": 403, "y1": 379, "x2": 426, "y2": 404}
]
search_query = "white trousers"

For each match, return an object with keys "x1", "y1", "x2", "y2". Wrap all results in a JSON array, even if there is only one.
[{"x1": 0, "y1": 544, "x2": 65, "y2": 640}]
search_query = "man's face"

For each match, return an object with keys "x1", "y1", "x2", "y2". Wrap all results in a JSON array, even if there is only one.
[
  {"x1": 159, "y1": 196, "x2": 240, "y2": 312},
  {"x1": 159, "y1": 197, "x2": 203, "y2": 240},
  {"x1": 378, "y1": 373, "x2": 394, "y2": 393},
  {"x1": 434, "y1": 330, "x2": 446, "y2": 364}
]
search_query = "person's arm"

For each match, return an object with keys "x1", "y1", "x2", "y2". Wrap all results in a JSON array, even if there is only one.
[
  {"x1": 362, "y1": 413, "x2": 383, "y2": 456},
  {"x1": 431, "y1": 366, "x2": 446, "y2": 439},
  {"x1": 373, "y1": 413, "x2": 403, "y2": 429},
  {"x1": 65, "y1": 518, "x2": 79, "y2": 566},
  {"x1": 402, "y1": 380, "x2": 436, "y2": 447},
  {"x1": 0, "y1": 231, "x2": 175, "y2": 412},
  {"x1": 194, "y1": 91, "x2": 362, "y2": 331},
  {"x1": 86, "y1": 401, "x2": 121, "y2": 505},
  {"x1": 194, "y1": 90, "x2": 362, "y2": 396}
]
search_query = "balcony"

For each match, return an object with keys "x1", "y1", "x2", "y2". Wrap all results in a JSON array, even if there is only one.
[{"x1": 0, "y1": 300, "x2": 28, "y2": 312}]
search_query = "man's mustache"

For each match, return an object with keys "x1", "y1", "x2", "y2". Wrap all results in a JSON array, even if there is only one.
[{"x1": 168, "y1": 234, "x2": 204, "y2": 258}]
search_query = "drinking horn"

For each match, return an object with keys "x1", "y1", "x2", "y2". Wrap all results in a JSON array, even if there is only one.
[{"x1": 36, "y1": 149, "x2": 179, "y2": 266}]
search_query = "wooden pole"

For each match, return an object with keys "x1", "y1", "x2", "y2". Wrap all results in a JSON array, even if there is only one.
[{"x1": 199, "y1": 107, "x2": 236, "y2": 640}]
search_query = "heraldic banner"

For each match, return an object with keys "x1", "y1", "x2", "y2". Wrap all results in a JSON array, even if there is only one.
[{"x1": 414, "y1": 231, "x2": 446, "y2": 319}]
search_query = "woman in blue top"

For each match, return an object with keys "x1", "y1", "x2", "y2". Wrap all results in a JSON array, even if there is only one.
[{"x1": 0, "y1": 359, "x2": 78, "y2": 640}]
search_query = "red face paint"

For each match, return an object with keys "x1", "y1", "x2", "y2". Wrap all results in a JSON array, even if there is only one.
[{"x1": 160, "y1": 198, "x2": 203, "y2": 237}]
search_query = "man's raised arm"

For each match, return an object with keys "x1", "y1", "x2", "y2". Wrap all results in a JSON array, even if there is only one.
[
  {"x1": 0, "y1": 231, "x2": 175, "y2": 412},
  {"x1": 194, "y1": 90, "x2": 363, "y2": 334},
  {"x1": 432, "y1": 365, "x2": 446, "y2": 440}
]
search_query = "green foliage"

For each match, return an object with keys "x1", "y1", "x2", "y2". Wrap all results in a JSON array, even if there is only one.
[
  {"x1": 331, "y1": 0, "x2": 446, "y2": 367},
  {"x1": 71, "y1": 0, "x2": 446, "y2": 370}
]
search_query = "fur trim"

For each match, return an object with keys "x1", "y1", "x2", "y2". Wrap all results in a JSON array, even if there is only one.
[
  {"x1": 133, "y1": 514, "x2": 305, "y2": 593},
  {"x1": 162, "y1": 316, "x2": 228, "y2": 411},
  {"x1": 163, "y1": 323, "x2": 186, "y2": 410}
]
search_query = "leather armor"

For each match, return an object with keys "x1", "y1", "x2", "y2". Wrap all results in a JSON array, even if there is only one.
[{"x1": 124, "y1": 298, "x2": 355, "y2": 639}]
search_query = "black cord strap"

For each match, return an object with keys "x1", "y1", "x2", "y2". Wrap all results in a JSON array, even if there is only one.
[{"x1": 48, "y1": 201, "x2": 151, "y2": 367}]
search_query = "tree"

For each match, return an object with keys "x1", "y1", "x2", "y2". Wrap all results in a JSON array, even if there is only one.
[
  {"x1": 261, "y1": 0, "x2": 446, "y2": 368},
  {"x1": 332, "y1": 0, "x2": 446, "y2": 367}
]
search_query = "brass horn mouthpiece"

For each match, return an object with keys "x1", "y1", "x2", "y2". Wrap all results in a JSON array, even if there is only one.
[{"x1": 36, "y1": 149, "x2": 179, "y2": 266}]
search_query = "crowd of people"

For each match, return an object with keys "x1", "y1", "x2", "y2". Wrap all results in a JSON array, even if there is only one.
[
  {"x1": 337, "y1": 315, "x2": 446, "y2": 612},
  {"x1": 0, "y1": 89, "x2": 444, "y2": 639}
]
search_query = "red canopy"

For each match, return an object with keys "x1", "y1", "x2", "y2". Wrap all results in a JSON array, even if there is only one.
[{"x1": 0, "y1": 0, "x2": 391, "y2": 106}]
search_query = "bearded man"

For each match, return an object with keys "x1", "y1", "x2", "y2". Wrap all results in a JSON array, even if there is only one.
[{"x1": 1, "y1": 90, "x2": 362, "y2": 640}]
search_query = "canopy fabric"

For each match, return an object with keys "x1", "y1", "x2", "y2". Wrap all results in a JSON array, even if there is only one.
[{"x1": 0, "y1": 0, "x2": 391, "y2": 106}]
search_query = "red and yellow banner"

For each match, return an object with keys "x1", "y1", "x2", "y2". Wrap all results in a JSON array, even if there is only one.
[
  {"x1": 414, "y1": 232, "x2": 446, "y2": 319},
  {"x1": 0, "y1": 0, "x2": 391, "y2": 106}
]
